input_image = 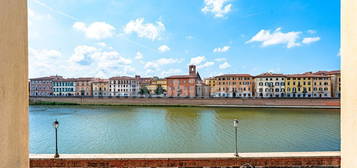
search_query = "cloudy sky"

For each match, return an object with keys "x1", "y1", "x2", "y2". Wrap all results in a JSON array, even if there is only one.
[{"x1": 28, "y1": 0, "x2": 340, "y2": 78}]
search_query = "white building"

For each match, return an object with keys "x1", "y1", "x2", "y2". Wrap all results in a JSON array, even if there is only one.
[
  {"x1": 255, "y1": 73, "x2": 286, "y2": 98},
  {"x1": 52, "y1": 78, "x2": 76, "y2": 96},
  {"x1": 109, "y1": 76, "x2": 140, "y2": 97}
]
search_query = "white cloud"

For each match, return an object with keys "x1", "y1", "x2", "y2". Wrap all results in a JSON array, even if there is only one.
[
  {"x1": 70, "y1": 45, "x2": 131, "y2": 67},
  {"x1": 29, "y1": 44, "x2": 136, "y2": 78},
  {"x1": 96, "y1": 42, "x2": 107, "y2": 47},
  {"x1": 189, "y1": 56, "x2": 215, "y2": 69},
  {"x1": 28, "y1": 8, "x2": 52, "y2": 21},
  {"x1": 67, "y1": 45, "x2": 133, "y2": 78},
  {"x1": 213, "y1": 46, "x2": 230, "y2": 53},
  {"x1": 144, "y1": 58, "x2": 182, "y2": 70},
  {"x1": 198, "y1": 61, "x2": 215, "y2": 69},
  {"x1": 158, "y1": 45, "x2": 170, "y2": 53},
  {"x1": 69, "y1": 45, "x2": 97, "y2": 63},
  {"x1": 135, "y1": 51, "x2": 144, "y2": 60},
  {"x1": 246, "y1": 27, "x2": 301, "y2": 48},
  {"x1": 73, "y1": 22, "x2": 115, "y2": 40},
  {"x1": 29, "y1": 48, "x2": 64, "y2": 78},
  {"x1": 302, "y1": 37, "x2": 320, "y2": 44},
  {"x1": 123, "y1": 18, "x2": 165, "y2": 41},
  {"x1": 189, "y1": 56, "x2": 206, "y2": 65},
  {"x1": 219, "y1": 62, "x2": 231, "y2": 69},
  {"x1": 201, "y1": 0, "x2": 232, "y2": 18}
]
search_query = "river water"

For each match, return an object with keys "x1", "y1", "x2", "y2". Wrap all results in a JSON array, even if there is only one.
[{"x1": 29, "y1": 105, "x2": 340, "y2": 154}]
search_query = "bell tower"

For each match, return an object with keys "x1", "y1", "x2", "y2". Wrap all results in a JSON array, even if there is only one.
[{"x1": 189, "y1": 65, "x2": 196, "y2": 76}]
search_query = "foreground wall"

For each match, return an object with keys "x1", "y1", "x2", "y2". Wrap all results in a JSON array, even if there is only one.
[
  {"x1": 0, "y1": 0, "x2": 28, "y2": 168},
  {"x1": 341, "y1": 0, "x2": 357, "y2": 167},
  {"x1": 30, "y1": 152, "x2": 340, "y2": 168},
  {"x1": 30, "y1": 97, "x2": 340, "y2": 107}
]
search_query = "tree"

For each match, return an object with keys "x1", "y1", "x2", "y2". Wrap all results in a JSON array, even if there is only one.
[
  {"x1": 155, "y1": 85, "x2": 165, "y2": 95},
  {"x1": 139, "y1": 87, "x2": 150, "y2": 95}
]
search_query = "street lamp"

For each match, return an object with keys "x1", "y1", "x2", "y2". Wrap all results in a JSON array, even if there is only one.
[
  {"x1": 53, "y1": 120, "x2": 59, "y2": 158},
  {"x1": 233, "y1": 119, "x2": 239, "y2": 157}
]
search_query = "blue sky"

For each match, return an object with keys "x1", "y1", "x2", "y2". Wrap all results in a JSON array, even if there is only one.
[{"x1": 28, "y1": 0, "x2": 340, "y2": 78}]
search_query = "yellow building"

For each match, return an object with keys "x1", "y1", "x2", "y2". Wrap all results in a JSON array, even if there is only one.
[
  {"x1": 285, "y1": 73, "x2": 313, "y2": 98},
  {"x1": 204, "y1": 77, "x2": 216, "y2": 96},
  {"x1": 92, "y1": 79, "x2": 109, "y2": 97},
  {"x1": 147, "y1": 79, "x2": 167, "y2": 95}
]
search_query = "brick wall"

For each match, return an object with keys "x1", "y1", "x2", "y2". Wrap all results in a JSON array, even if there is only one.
[{"x1": 30, "y1": 156, "x2": 340, "y2": 168}]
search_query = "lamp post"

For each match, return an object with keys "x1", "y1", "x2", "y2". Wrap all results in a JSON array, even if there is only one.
[
  {"x1": 53, "y1": 120, "x2": 59, "y2": 158},
  {"x1": 233, "y1": 119, "x2": 239, "y2": 157}
]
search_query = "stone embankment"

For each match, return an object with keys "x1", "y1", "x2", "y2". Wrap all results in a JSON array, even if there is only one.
[
  {"x1": 30, "y1": 152, "x2": 340, "y2": 168},
  {"x1": 30, "y1": 97, "x2": 340, "y2": 108}
]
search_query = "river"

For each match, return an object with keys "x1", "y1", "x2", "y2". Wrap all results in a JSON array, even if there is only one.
[{"x1": 29, "y1": 105, "x2": 340, "y2": 154}]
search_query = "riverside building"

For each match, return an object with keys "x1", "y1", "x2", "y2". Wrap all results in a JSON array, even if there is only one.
[
  {"x1": 166, "y1": 65, "x2": 210, "y2": 98},
  {"x1": 204, "y1": 77, "x2": 216, "y2": 97},
  {"x1": 29, "y1": 75, "x2": 63, "y2": 96},
  {"x1": 213, "y1": 74, "x2": 254, "y2": 97},
  {"x1": 255, "y1": 73, "x2": 286, "y2": 98},
  {"x1": 52, "y1": 78, "x2": 76, "y2": 96},
  {"x1": 146, "y1": 78, "x2": 167, "y2": 95},
  {"x1": 312, "y1": 76, "x2": 331, "y2": 98},
  {"x1": 74, "y1": 77, "x2": 96, "y2": 96},
  {"x1": 285, "y1": 73, "x2": 313, "y2": 98},
  {"x1": 92, "y1": 79, "x2": 109, "y2": 97},
  {"x1": 310, "y1": 72, "x2": 332, "y2": 98},
  {"x1": 329, "y1": 71, "x2": 341, "y2": 98},
  {"x1": 109, "y1": 76, "x2": 140, "y2": 97},
  {"x1": 314, "y1": 70, "x2": 340, "y2": 98}
]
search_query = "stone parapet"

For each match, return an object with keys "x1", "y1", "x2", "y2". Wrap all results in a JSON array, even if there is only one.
[
  {"x1": 30, "y1": 152, "x2": 340, "y2": 168},
  {"x1": 30, "y1": 97, "x2": 340, "y2": 108}
]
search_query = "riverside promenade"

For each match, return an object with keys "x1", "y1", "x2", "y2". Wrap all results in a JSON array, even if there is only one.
[
  {"x1": 30, "y1": 152, "x2": 340, "y2": 167},
  {"x1": 30, "y1": 97, "x2": 340, "y2": 109}
]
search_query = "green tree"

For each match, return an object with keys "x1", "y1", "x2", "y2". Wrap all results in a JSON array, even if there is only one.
[
  {"x1": 139, "y1": 87, "x2": 150, "y2": 95},
  {"x1": 155, "y1": 85, "x2": 164, "y2": 95}
]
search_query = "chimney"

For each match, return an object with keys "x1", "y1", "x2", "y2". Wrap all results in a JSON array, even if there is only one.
[{"x1": 189, "y1": 65, "x2": 196, "y2": 76}]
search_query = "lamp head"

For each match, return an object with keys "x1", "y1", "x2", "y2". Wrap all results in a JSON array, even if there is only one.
[
  {"x1": 53, "y1": 120, "x2": 59, "y2": 128},
  {"x1": 233, "y1": 119, "x2": 239, "y2": 128}
]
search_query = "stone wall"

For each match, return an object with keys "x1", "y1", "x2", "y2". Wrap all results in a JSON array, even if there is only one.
[
  {"x1": 30, "y1": 97, "x2": 340, "y2": 107},
  {"x1": 30, "y1": 153, "x2": 340, "y2": 168}
]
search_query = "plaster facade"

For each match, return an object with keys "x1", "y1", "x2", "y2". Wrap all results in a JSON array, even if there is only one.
[{"x1": 0, "y1": 0, "x2": 29, "y2": 167}]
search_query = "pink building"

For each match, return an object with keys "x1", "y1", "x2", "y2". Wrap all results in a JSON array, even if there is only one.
[
  {"x1": 29, "y1": 75, "x2": 63, "y2": 96},
  {"x1": 166, "y1": 65, "x2": 210, "y2": 98}
]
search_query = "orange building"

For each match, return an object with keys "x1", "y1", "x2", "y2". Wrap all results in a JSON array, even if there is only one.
[
  {"x1": 75, "y1": 77, "x2": 96, "y2": 96},
  {"x1": 166, "y1": 65, "x2": 209, "y2": 98},
  {"x1": 314, "y1": 70, "x2": 340, "y2": 98},
  {"x1": 213, "y1": 74, "x2": 254, "y2": 97}
]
